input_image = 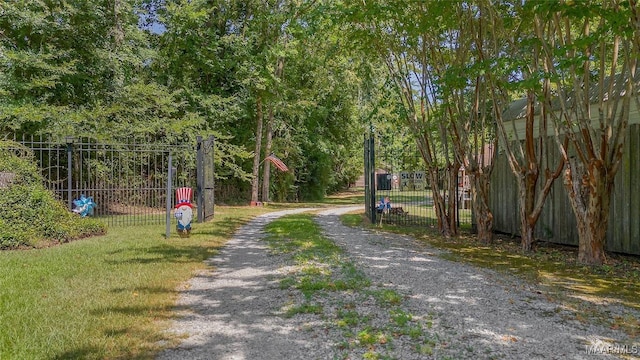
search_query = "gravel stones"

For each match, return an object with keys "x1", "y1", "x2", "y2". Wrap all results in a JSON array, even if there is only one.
[{"x1": 157, "y1": 207, "x2": 639, "y2": 360}]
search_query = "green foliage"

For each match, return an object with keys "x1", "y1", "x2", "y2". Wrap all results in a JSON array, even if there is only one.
[
  {"x1": 284, "y1": 302, "x2": 324, "y2": 318},
  {"x1": 369, "y1": 289, "x2": 403, "y2": 306},
  {"x1": 0, "y1": 141, "x2": 105, "y2": 248},
  {"x1": 336, "y1": 309, "x2": 363, "y2": 328},
  {"x1": 390, "y1": 308, "x2": 412, "y2": 327},
  {"x1": 296, "y1": 147, "x2": 332, "y2": 201},
  {"x1": 1, "y1": 0, "x2": 368, "y2": 202},
  {"x1": 356, "y1": 327, "x2": 381, "y2": 345}
]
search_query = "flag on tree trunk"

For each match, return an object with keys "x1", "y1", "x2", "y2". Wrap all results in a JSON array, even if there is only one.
[{"x1": 266, "y1": 153, "x2": 289, "y2": 172}]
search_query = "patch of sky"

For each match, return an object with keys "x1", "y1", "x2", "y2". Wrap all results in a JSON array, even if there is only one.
[{"x1": 136, "y1": 3, "x2": 166, "y2": 34}]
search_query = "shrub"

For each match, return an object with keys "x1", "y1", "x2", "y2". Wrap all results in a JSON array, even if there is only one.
[{"x1": 0, "y1": 141, "x2": 106, "y2": 249}]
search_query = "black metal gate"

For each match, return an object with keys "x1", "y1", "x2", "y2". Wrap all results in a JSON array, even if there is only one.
[
  {"x1": 12, "y1": 135, "x2": 214, "y2": 227},
  {"x1": 364, "y1": 135, "x2": 376, "y2": 223},
  {"x1": 364, "y1": 135, "x2": 472, "y2": 227}
]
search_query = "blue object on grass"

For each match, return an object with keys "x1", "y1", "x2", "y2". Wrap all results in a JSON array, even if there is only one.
[{"x1": 72, "y1": 194, "x2": 96, "y2": 217}]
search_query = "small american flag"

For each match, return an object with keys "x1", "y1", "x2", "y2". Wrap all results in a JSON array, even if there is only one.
[{"x1": 266, "y1": 153, "x2": 289, "y2": 172}]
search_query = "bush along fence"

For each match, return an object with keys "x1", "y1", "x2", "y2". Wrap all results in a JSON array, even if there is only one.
[{"x1": 9, "y1": 135, "x2": 215, "y2": 230}]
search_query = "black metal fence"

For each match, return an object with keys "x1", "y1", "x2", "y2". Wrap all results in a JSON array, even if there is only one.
[
  {"x1": 364, "y1": 135, "x2": 473, "y2": 228},
  {"x1": 9, "y1": 135, "x2": 215, "y2": 228}
]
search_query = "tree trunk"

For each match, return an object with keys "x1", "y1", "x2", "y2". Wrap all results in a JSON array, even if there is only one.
[
  {"x1": 261, "y1": 106, "x2": 274, "y2": 202},
  {"x1": 447, "y1": 163, "x2": 459, "y2": 236},
  {"x1": 111, "y1": 0, "x2": 125, "y2": 92},
  {"x1": 470, "y1": 171, "x2": 493, "y2": 244},
  {"x1": 427, "y1": 166, "x2": 458, "y2": 237},
  {"x1": 518, "y1": 170, "x2": 538, "y2": 252},
  {"x1": 250, "y1": 95, "x2": 264, "y2": 205},
  {"x1": 564, "y1": 159, "x2": 612, "y2": 265},
  {"x1": 261, "y1": 54, "x2": 284, "y2": 203},
  {"x1": 520, "y1": 217, "x2": 535, "y2": 252},
  {"x1": 427, "y1": 168, "x2": 451, "y2": 237}
]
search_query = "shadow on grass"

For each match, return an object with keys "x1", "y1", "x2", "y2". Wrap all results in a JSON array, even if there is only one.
[
  {"x1": 104, "y1": 215, "x2": 255, "y2": 267},
  {"x1": 110, "y1": 286, "x2": 178, "y2": 295},
  {"x1": 52, "y1": 346, "x2": 102, "y2": 360},
  {"x1": 191, "y1": 215, "x2": 251, "y2": 237},
  {"x1": 103, "y1": 242, "x2": 220, "y2": 266},
  {"x1": 92, "y1": 303, "x2": 175, "y2": 319}
]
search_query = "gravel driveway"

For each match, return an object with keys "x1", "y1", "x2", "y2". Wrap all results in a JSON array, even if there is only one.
[{"x1": 157, "y1": 207, "x2": 639, "y2": 360}]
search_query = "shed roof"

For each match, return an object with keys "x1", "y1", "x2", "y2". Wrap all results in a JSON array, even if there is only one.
[
  {"x1": 503, "y1": 70, "x2": 640, "y2": 122},
  {"x1": 501, "y1": 70, "x2": 640, "y2": 139}
]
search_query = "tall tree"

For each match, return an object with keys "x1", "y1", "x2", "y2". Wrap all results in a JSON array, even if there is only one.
[
  {"x1": 532, "y1": 0, "x2": 638, "y2": 264},
  {"x1": 154, "y1": 0, "x2": 362, "y2": 202},
  {"x1": 281, "y1": 5, "x2": 364, "y2": 200},
  {"x1": 338, "y1": 1, "x2": 462, "y2": 236},
  {"x1": 0, "y1": 0, "x2": 168, "y2": 137},
  {"x1": 474, "y1": 1, "x2": 566, "y2": 252},
  {"x1": 152, "y1": 0, "x2": 258, "y2": 182},
  {"x1": 427, "y1": 2, "x2": 498, "y2": 243},
  {"x1": 261, "y1": 21, "x2": 288, "y2": 203},
  {"x1": 232, "y1": 0, "x2": 293, "y2": 205}
]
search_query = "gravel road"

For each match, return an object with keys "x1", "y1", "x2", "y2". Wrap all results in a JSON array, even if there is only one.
[{"x1": 157, "y1": 207, "x2": 639, "y2": 360}]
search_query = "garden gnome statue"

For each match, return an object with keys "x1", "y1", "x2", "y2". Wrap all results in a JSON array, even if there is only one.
[{"x1": 174, "y1": 187, "x2": 193, "y2": 237}]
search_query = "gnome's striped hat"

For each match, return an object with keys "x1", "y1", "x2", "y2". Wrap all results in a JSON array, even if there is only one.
[{"x1": 175, "y1": 187, "x2": 193, "y2": 208}]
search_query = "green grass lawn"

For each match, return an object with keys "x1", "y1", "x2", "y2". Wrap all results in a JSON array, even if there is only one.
[
  {"x1": 0, "y1": 205, "x2": 276, "y2": 360},
  {"x1": 3, "y1": 189, "x2": 639, "y2": 359}
]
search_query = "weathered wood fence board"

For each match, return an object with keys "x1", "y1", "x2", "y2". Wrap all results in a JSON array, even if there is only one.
[{"x1": 490, "y1": 123, "x2": 640, "y2": 256}]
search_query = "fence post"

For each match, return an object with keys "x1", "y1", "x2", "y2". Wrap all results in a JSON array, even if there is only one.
[
  {"x1": 166, "y1": 153, "x2": 173, "y2": 239},
  {"x1": 363, "y1": 135, "x2": 370, "y2": 222},
  {"x1": 368, "y1": 136, "x2": 376, "y2": 223},
  {"x1": 196, "y1": 136, "x2": 203, "y2": 223},
  {"x1": 456, "y1": 171, "x2": 460, "y2": 228},
  {"x1": 66, "y1": 137, "x2": 74, "y2": 210},
  {"x1": 209, "y1": 135, "x2": 215, "y2": 219}
]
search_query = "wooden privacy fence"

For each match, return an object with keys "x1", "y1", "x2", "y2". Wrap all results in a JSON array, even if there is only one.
[{"x1": 489, "y1": 123, "x2": 640, "y2": 256}]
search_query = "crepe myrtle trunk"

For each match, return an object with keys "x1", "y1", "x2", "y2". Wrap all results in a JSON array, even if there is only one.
[
  {"x1": 427, "y1": 169, "x2": 451, "y2": 237},
  {"x1": 564, "y1": 158, "x2": 612, "y2": 265},
  {"x1": 470, "y1": 171, "x2": 493, "y2": 243},
  {"x1": 446, "y1": 163, "x2": 459, "y2": 236},
  {"x1": 427, "y1": 165, "x2": 458, "y2": 237},
  {"x1": 518, "y1": 169, "x2": 538, "y2": 252}
]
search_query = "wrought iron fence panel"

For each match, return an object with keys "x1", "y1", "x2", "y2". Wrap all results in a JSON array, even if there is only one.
[{"x1": 11, "y1": 135, "x2": 198, "y2": 227}]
